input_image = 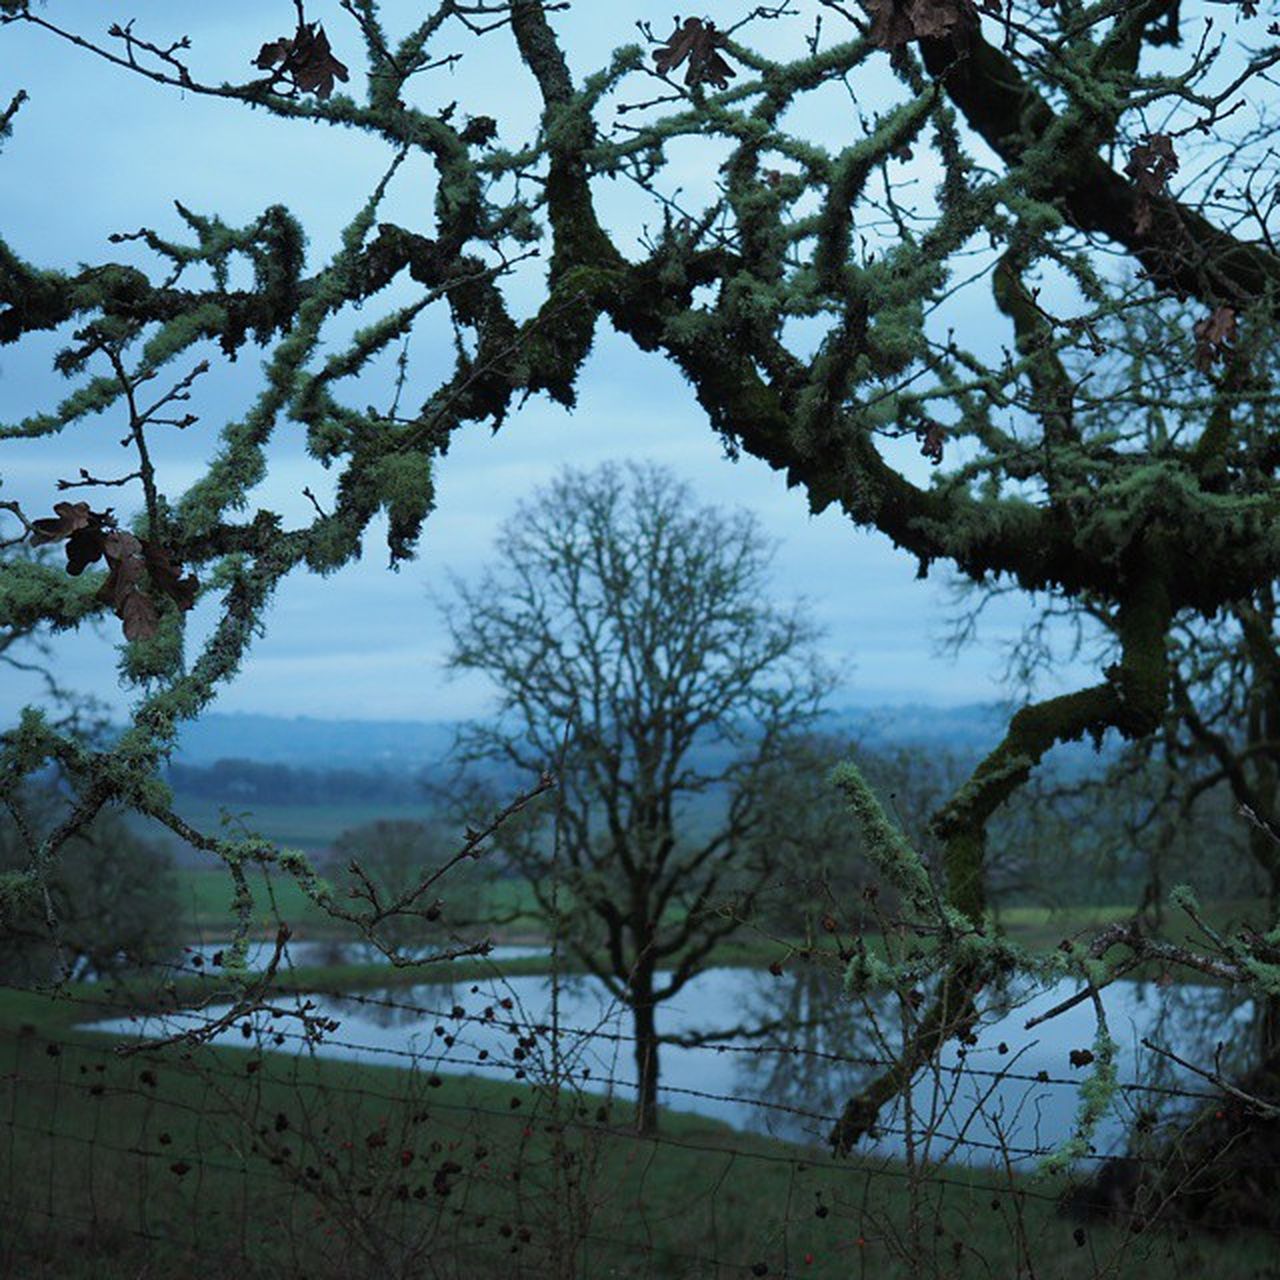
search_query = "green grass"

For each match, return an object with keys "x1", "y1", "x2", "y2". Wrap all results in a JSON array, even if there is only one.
[
  {"x1": 153, "y1": 797, "x2": 456, "y2": 937},
  {"x1": 995, "y1": 903, "x2": 1137, "y2": 931},
  {"x1": 156, "y1": 799, "x2": 543, "y2": 936},
  {"x1": 993, "y1": 897, "x2": 1270, "y2": 957},
  {"x1": 173, "y1": 864, "x2": 541, "y2": 939},
  {"x1": 168, "y1": 859, "x2": 1271, "y2": 1004},
  {"x1": 23, "y1": 799, "x2": 1272, "y2": 1273},
  {"x1": 89, "y1": 953, "x2": 583, "y2": 1016},
  {"x1": 2, "y1": 987, "x2": 1273, "y2": 1279},
  {"x1": 176, "y1": 864, "x2": 335, "y2": 934},
  {"x1": 158, "y1": 797, "x2": 443, "y2": 855}
]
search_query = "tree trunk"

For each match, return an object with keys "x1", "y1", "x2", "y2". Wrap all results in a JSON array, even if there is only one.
[{"x1": 631, "y1": 988, "x2": 660, "y2": 1135}]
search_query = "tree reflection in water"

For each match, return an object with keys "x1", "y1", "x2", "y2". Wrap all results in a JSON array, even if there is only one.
[
  {"x1": 732, "y1": 962, "x2": 1261, "y2": 1166},
  {"x1": 730, "y1": 961, "x2": 902, "y2": 1147}
]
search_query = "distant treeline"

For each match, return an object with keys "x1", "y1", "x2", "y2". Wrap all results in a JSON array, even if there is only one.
[{"x1": 165, "y1": 759, "x2": 433, "y2": 805}]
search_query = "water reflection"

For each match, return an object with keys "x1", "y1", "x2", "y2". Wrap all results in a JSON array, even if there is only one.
[
  {"x1": 84, "y1": 965, "x2": 1256, "y2": 1167},
  {"x1": 725, "y1": 961, "x2": 889, "y2": 1146}
]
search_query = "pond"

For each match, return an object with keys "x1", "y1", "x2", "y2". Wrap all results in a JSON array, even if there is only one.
[{"x1": 85, "y1": 964, "x2": 1255, "y2": 1168}]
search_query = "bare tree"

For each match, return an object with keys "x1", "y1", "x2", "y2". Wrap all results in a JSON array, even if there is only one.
[
  {"x1": 332, "y1": 817, "x2": 485, "y2": 954},
  {"x1": 443, "y1": 461, "x2": 830, "y2": 1132},
  {"x1": 745, "y1": 733, "x2": 967, "y2": 938},
  {"x1": 0, "y1": 791, "x2": 180, "y2": 983}
]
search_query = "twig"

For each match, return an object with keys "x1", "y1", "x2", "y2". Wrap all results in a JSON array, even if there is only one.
[
  {"x1": 56, "y1": 468, "x2": 143, "y2": 492},
  {"x1": 1241, "y1": 802, "x2": 1280, "y2": 847},
  {"x1": 301, "y1": 486, "x2": 329, "y2": 519},
  {"x1": 115, "y1": 926, "x2": 336, "y2": 1055},
  {"x1": 335, "y1": 771, "x2": 557, "y2": 965},
  {"x1": 1140, "y1": 1036, "x2": 1280, "y2": 1119},
  {"x1": 0, "y1": 499, "x2": 33, "y2": 548}
]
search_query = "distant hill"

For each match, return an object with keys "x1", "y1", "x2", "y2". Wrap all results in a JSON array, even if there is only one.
[
  {"x1": 135, "y1": 702, "x2": 1105, "y2": 867},
  {"x1": 830, "y1": 702, "x2": 1010, "y2": 753},
  {"x1": 830, "y1": 702, "x2": 1112, "y2": 776},
  {"x1": 173, "y1": 713, "x2": 458, "y2": 770},
  {"x1": 170, "y1": 703, "x2": 1014, "y2": 772}
]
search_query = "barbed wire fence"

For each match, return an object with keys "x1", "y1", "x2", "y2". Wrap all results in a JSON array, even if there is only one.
[{"x1": 3, "y1": 936, "x2": 1278, "y2": 1280}]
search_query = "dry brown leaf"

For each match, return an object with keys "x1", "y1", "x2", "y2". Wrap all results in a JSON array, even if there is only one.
[
  {"x1": 253, "y1": 23, "x2": 349, "y2": 100},
  {"x1": 143, "y1": 539, "x2": 199, "y2": 612},
  {"x1": 96, "y1": 530, "x2": 160, "y2": 641},
  {"x1": 65, "y1": 527, "x2": 106, "y2": 576},
  {"x1": 915, "y1": 419, "x2": 946, "y2": 465},
  {"x1": 1126, "y1": 134, "x2": 1179, "y2": 196},
  {"x1": 653, "y1": 17, "x2": 736, "y2": 90},
  {"x1": 97, "y1": 530, "x2": 147, "y2": 604},
  {"x1": 867, "y1": 0, "x2": 980, "y2": 48},
  {"x1": 29, "y1": 500, "x2": 197, "y2": 641},
  {"x1": 30, "y1": 501, "x2": 111, "y2": 576},
  {"x1": 118, "y1": 589, "x2": 160, "y2": 642},
  {"x1": 1193, "y1": 304, "x2": 1237, "y2": 372},
  {"x1": 29, "y1": 500, "x2": 100, "y2": 544},
  {"x1": 1125, "y1": 133, "x2": 1178, "y2": 235},
  {"x1": 253, "y1": 39, "x2": 291, "y2": 71}
]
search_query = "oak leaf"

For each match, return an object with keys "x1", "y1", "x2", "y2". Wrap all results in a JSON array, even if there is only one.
[
  {"x1": 29, "y1": 501, "x2": 198, "y2": 641},
  {"x1": 653, "y1": 17, "x2": 736, "y2": 90},
  {"x1": 97, "y1": 530, "x2": 159, "y2": 640},
  {"x1": 1125, "y1": 134, "x2": 1178, "y2": 234},
  {"x1": 867, "y1": 0, "x2": 980, "y2": 48},
  {"x1": 1193, "y1": 304, "x2": 1236, "y2": 372},
  {"x1": 253, "y1": 23, "x2": 349, "y2": 100},
  {"x1": 253, "y1": 39, "x2": 291, "y2": 71},
  {"x1": 29, "y1": 500, "x2": 103, "y2": 544},
  {"x1": 66, "y1": 527, "x2": 107, "y2": 576},
  {"x1": 914, "y1": 419, "x2": 946, "y2": 465},
  {"x1": 118, "y1": 589, "x2": 160, "y2": 642},
  {"x1": 143, "y1": 539, "x2": 199, "y2": 611}
]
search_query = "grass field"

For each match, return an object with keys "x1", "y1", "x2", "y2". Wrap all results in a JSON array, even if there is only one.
[
  {"x1": 149, "y1": 797, "x2": 444, "y2": 857},
  {"x1": 2, "y1": 986, "x2": 1271, "y2": 1280},
  {"x1": 993, "y1": 897, "x2": 1271, "y2": 957},
  {"x1": 173, "y1": 862, "x2": 541, "y2": 938},
  {"x1": 170, "y1": 851, "x2": 1270, "y2": 1003},
  {"x1": 156, "y1": 796, "x2": 1271, "y2": 960},
  {"x1": 149, "y1": 795, "x2": 542, "y2": 938}
]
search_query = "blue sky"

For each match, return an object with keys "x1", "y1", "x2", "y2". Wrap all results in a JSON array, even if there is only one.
[{"x1": 0, "y1": 1, "x2": 1105, "y2": 723}]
